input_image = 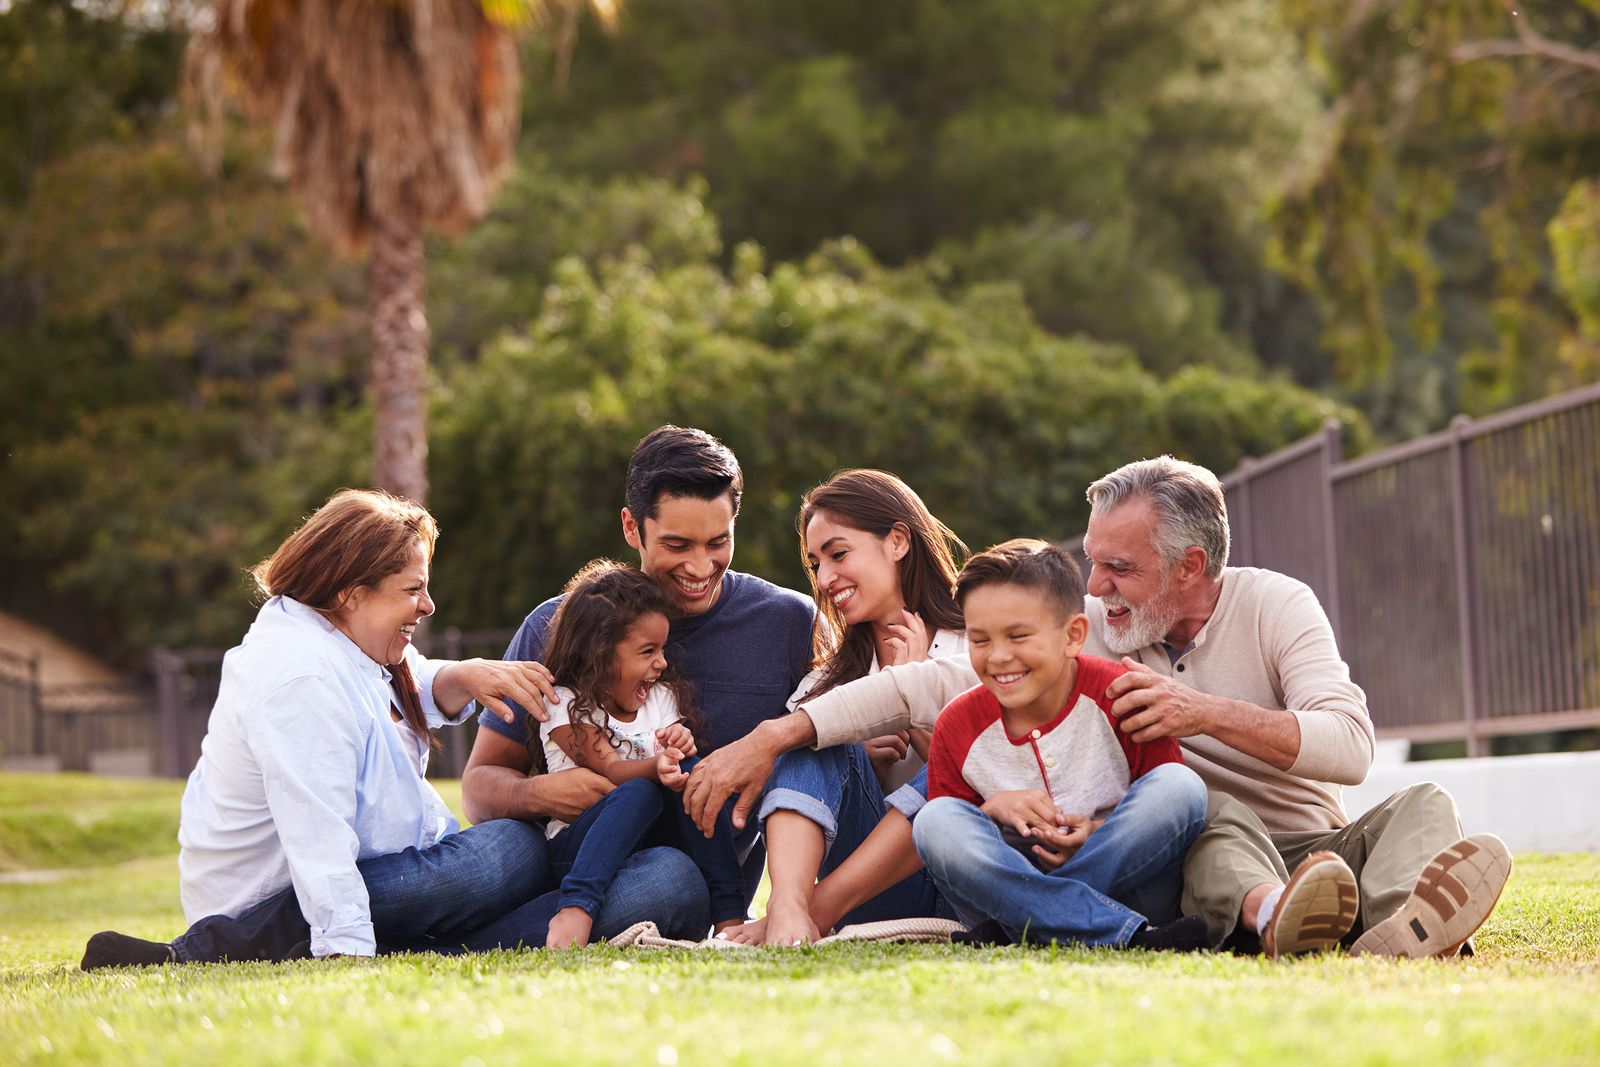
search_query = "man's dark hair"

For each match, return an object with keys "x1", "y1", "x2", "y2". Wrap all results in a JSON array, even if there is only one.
[
  {"x1": 955, "y1": 538, "x2": 1086, "y2": 620},
  {"x1": 625, "y1": 425, "x2": 743, "y2": 527}
]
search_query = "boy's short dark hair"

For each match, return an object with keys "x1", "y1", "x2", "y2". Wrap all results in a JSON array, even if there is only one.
[
  {"x1": 955, "y1": 538, "x2": 1086, "y2": 620},
  {"x1": 625, "y1": 425, "x2": 744, "y2": 526}
]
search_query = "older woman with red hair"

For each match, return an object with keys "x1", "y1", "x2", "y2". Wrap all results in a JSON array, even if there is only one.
[{"x1": 82, "y1": 489, "x2": 707, "y2": 969}]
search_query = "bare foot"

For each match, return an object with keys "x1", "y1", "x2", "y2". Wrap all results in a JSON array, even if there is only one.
[
  {"x1": 545, "y1": 906, "x2": 593, "y2": 949},
  {"x1": 763, "y1": 893, "x2": 821, "y2": 946},
  {"x1": 716, "y1": 917, "x2": 768, "y2": 945}
]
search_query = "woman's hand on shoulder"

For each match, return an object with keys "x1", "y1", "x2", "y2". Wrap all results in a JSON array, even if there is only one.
[
  {"x1": 882, "y1": 610, "x2": 932, "y2": 666},
  {"x1": 437, "y1": 658, "x2": 557, "y2": 723}
]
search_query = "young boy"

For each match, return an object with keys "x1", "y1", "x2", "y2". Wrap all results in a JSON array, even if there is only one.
[{"x1": 913, "y1": 538, "x2": 1210, "y2": 950}]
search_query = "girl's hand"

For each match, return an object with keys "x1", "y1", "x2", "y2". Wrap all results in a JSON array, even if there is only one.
[
  {"x1": 657, "y1": 747, "x2": 688, "y2": 791},
  {"x1": 980, "y1": 790, "x2": 1063, "y2": 839},
  {"x1": 656, "y1": 722, "x2": 697, "y2": 758},
  {"x1": 882, "y1": 610, "x2": 932, "y2": 666}
]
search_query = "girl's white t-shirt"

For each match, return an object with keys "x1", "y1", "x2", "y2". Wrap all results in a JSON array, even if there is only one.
[{"x1": 537, "y1": 683, "x2": 683, "y2": 837}]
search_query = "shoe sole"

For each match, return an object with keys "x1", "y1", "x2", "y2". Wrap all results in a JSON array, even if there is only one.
[
  {"x1": 1267, "y1": 851, "x2": 1359, "y2": 958},
  {"x1": 1349, "y1": 834, "x2": 1512, "y2": 959}
]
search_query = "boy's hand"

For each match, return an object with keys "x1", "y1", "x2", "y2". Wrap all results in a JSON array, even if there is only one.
[
  {"x1": 656, "y1": 747, "x2": 688, "y2": 791},
  {"x1": 656, "y1": 722, "x2": 697, "y2": 758},
  {"x1": 1028, "y1": 814, "x2": 1102, "y2": 869},
  {"x1": 980, "y1": 790, "x2": 1063, "y2": 839}
]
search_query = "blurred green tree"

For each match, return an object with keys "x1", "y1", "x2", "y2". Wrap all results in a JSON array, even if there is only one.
[
  {"x1": 1273, "y1": 0, "x2": 1600, "y2": 435},
  {"x1": 187, "y1": 0, "x2": 619, "y2": 502},
  {"x1": 513, "y1": 0, "x2": 1321, "y2": 378},
  {"x1": 427, "y1": 239, "x2": 1361, "y2": 630}
]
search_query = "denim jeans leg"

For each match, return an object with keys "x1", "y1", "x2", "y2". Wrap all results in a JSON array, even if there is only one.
[
  {"x1": 1056, "y1": 763, "x2": 1209, "y2": 924},
  {"x1": 170, "y1": 889, "x2": 312, "y2": 964},
  {"x1": 913, "y1": 796, "x2": 1146, "y2": 947},
  {"x1": 448, "y1": 846, "x2": 711, "y2": 950},
  {"x1": 549, "y1": 779, "x2": 665, "y2": 915},
  {"x1": 172, "y1": 817, "x2": 553, "y2": 962},
  {"x1": 666, "y1": 757, "x2": 750, "y2": 925},
  {"x1": 757, "y1": 744, "x2": 862, "y2": 845}
]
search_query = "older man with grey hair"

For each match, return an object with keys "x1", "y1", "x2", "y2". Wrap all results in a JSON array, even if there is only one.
[{"x1": 687, "y1": 456, "x2": 1511, "y2": 958}]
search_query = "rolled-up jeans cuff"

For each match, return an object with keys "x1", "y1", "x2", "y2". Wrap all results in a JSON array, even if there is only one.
[
  {"x1": 758, "y1": 787, "x2": 840, "y2": 845},
  {"x1": 886, "y1": 782, "x2": 927, "y2": 820}
]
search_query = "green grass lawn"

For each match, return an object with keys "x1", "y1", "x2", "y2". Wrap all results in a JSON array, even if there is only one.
[{"x1": 3, "y1": 773, "x2": 1598, "y2": 1066}]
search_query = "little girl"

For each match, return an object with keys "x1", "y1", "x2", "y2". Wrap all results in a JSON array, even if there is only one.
[{"x1": 537, "y1": 559, "x2": 745, "y2": 948}]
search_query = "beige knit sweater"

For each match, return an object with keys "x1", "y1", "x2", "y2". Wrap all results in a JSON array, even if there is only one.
[{"x1": 800, "y1": 567, "x2": 1373, "y2": 833}]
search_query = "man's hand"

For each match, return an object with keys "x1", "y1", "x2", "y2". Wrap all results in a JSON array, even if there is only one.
[
  {"x1": 656, "y1": 722, "x2": 697, "y2": 758},
  {"x1": 882, "y1": 609, "x2": 932, "y2": 666},
  {"x1": 682, "y1": 727, "x2": 778, "y2": 836},
  {"x1": 435, "y1": 658, "x2": 558, "y2": 725},
  {"x1": 1106, "y1": 657, "x2": 1215, "y2": 742},
  {"x1": 525, "y1": 767, "x2": 613, "y2": 822},
  {"x1": 980, "y1": 789, "x2": 1063, "y2": 839},
  {"x1": 863, "y1": 731, "x2": 910, "y2": 787}
]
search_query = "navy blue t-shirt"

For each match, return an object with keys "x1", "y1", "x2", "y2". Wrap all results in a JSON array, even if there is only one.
[{"x1": 478, "y1": 570, "x2": 815, "y2": 755}]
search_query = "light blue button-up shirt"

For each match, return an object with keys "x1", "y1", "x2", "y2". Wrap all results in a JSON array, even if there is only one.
[{"x1": 178, "y1": 596, "x2": 461, "y2": 957}]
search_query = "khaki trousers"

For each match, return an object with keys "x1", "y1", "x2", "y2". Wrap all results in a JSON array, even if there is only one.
[{"x1": 1181, "y1": 783, "x2": 1464, "y2": 948}]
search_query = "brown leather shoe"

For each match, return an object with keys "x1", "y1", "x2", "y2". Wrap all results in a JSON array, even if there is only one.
[
  {"x1": 1349, "y1": 834, "x2": 1512, "y2": 959},
  {"x1": 1263, "y1": 850, "x2": 1359, "y2": 959}
]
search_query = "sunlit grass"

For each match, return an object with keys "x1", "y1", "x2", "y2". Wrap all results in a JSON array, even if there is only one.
[{"x1": 2, "y1": 773, "x2": 1597, "y2": 1066}]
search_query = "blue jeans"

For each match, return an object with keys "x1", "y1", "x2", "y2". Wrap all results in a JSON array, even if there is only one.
[
  {"x1": 912, "y1": 763, "x2": 1208, "y2": 946},
  {"x1": 551, "y1": 765, "x2": 746, "y2": 926},
  {"x1": 759, "y1": 744, "x2": 948, "y2": 925},
  {"x1": 172, "y1": 818, "x2": 708, "y2": 960}
]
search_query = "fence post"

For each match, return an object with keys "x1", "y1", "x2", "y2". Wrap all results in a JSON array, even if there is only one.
[
  {"x1": 1319, "y1": 420, "x2": 1345, "y2": 648},
  {"x1": 440, "y1": 627, "x2": 467, "y2": 778},
  {"x1": 28, "y1": 651, "x2": 43, "y2": 757},
  {"x1": 1448, "y1": 416, "x2": 1486, "y2": 757},
  {"x1": 1233, "y1": 458, "x2": 1254, "y2": 566},
  {"x1": 153, "y1": 647, "x2": 185, "y2": 779}
]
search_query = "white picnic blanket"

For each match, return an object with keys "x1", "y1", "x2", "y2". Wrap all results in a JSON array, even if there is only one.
[{"x1": 607, "y1": 917, "x2": 968, "y2": 949}]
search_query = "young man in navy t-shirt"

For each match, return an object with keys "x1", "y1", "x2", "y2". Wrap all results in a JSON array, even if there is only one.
[{"x1": 462, "y1": 426, "x2": 814, "y2": 908}]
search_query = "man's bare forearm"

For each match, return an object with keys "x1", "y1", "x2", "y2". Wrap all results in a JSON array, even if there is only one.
[
  {"x1": 461, "y1": 764, "x2": 549, "y2": 824},
  {"x1": 755, "y1": 710, "x2": 819, "y2": 757}
]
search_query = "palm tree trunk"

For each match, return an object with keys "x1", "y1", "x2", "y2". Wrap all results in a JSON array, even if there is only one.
[{"x1": 369, "y1": 215, "x2": 430, "y2": 504}]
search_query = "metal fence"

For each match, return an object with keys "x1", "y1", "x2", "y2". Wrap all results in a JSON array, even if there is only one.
[{"x1": 1069, "y1": 383, "x2": 1600, "y2": 755}]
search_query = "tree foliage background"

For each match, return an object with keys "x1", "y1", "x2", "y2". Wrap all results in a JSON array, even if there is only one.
[{"x1": 1, "y1": 0, "x2": 1592, "y2": 664}]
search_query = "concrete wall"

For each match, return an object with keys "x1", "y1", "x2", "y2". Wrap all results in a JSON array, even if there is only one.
[{"x1": 1342, "y1": 749, "x2": 1600, "y2": 853}]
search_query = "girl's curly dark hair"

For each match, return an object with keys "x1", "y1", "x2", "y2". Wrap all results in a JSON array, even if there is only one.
[{"x1": 541, "y1": 559, "x2": 698, "y2": 758}]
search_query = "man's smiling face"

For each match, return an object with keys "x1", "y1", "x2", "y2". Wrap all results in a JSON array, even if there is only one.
[{"x1": 623, "y1": 492, "x2": 736, "y2": 616}]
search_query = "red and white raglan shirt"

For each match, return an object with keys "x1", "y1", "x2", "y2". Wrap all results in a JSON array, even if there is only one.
[{"x1": 926, "y1": 654, "x2": 1182, "y2": 818}]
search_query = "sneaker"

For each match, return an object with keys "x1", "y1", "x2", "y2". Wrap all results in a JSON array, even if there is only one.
[
  {"x1": 1263, "y1": 851, "x2": 1359, "y2": 959},
  {"x1": 1127, "y1": 914, "x2": 1210, "y2": 953},
  {"x1": 1349, "y1": 834, "x2": 1512, "y2": 959}
]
